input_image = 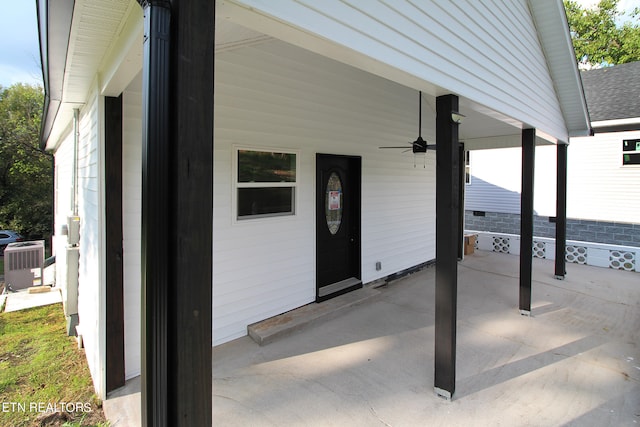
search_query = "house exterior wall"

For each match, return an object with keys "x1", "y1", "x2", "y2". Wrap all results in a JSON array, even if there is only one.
[
  {"x1": 52, "y1": 79, "x2": 142, "y2": 395},
  {"x1": 51, "y1": 84, "x2": 107, "y2": 396},
  {"x1": 465, "y1": 212, "x2": 640, "y2": 248},
  {"x1": 464, "y1": 131, "x2": 640, "y2": 247},
  {"x1": 567, "y1": 131, "x2": 640, "y2": 223},
  {"x1": 54, "y1": 85, "x2": 110, "y2": 397},
  {"x1": 465, "y1": 146, "x2": 558, "y2": 216},
  {"x1": 53, "y1": 131, "x2": 74, "y2": 285},
  {"x1": 226, "y1": 0, "x2": 570, "y2": 142},
  {"x1": 75, "y1": 85, "x2": 106, "y2": 397},
  {"x1": 214, "y1": 40, "x2": 436, "y2": 345},
  {"x1": 122, "y1": 75, "x2": 142, "y2": 379},
  {"x1": 464, "y1": 148, "x2": 522, "y2": 215}
]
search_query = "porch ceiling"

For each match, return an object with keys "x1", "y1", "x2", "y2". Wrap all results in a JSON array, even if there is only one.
[
  {"x1": 215, "y1": 19, "x2": 551, "y2": 151},
  {"x1": 42, "y1": 1, "x2": 562, "y2": 151},
  {"x1": 216, "y1": 16, "x2": 273, "y2": 52}
]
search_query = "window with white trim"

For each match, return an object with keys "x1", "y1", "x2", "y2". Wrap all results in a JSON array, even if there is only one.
[
  {"x1": 623, "y1": 139, "x2": 640, "y2": 165},
  {"x1": 235, "y1": 148, "x2": 297, "y2": 220}
]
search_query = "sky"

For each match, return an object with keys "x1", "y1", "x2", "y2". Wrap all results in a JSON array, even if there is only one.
[
  {"x1": 0, "y1": 0, "x2": 42, "y2": 88},
  {"x1": 0, "y1": 0, "x2": 638, "y2": 89}
]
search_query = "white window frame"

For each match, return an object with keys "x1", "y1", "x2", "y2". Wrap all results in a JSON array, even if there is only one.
[{"x1": 232, "y1": 146, "x2": 300, "y2": 222}]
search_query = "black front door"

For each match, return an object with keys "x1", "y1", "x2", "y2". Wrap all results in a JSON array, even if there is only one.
[{"x1": 316, "y1": 154, "x2": 361, "y2": 302}]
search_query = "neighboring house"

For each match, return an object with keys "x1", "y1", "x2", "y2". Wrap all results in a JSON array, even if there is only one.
[
  {"x1": 37, "y1": 0, "x2": 589, "y2": 415},
  {"x1": 466, "y1": 61, "x2": 640, "y2": 250}
]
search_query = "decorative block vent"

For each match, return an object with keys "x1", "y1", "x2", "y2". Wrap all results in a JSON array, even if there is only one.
[
  {"x1": 493, "y1": 236, "x2": 510, "y2": 253},
  {"x1": 566, "y1": 245, "x2": 587, "y2": 264},
  {"x1": 474, "y1": 236, "x2": 479, "y2": 250},
  {"x1": 609, "y1": 250, "x2": 635, "y2": 271},
  {"x1": 532, "y1": 241, "x2": 546, "y2": 259}
]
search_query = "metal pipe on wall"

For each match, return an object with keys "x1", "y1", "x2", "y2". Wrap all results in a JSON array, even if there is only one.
[{"x1": 72, "y1": 108, "x2": 79, "y2": 216}]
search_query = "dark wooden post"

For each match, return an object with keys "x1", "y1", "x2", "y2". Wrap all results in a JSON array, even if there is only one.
[
  {"x1": 434, "y1": 94, "x2": 460, "y2": 399},
  {"x1": 168, "y1": 0, "x2": 213, "y2": 423},
  {"x1": 105, "y1": 95, "x2": 125, "y2": 393},
  {"x1": 139, "y1": 0, "x2": 213, "y2": 425},
  {"x1": 554, "y1": 143, "x2": 567, "y2": 279},
  {"x1": 519, "y1": 128, "x2": 535, "y2": 315}
]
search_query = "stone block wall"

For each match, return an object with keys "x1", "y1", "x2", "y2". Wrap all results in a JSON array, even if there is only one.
[{"x1": 464, "y1": 211, "x2": 640, "y2": 248}]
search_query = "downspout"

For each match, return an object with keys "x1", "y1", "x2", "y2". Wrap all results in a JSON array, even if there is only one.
[
  {"x1": 72, "y1": 108, "x2": 79, "y2": 216},
  {"x1": 139, "y1": 1, "x2": 172, "y2": 424}
]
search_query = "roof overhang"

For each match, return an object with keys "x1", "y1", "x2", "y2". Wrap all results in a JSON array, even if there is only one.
[
  {"x1": 37, "y1": 0, "x2": 141, "y2": 151},
  {"x1": 37, "y1": 0, "x2": 75, "y2": 150},
  {"x1": 527, "y1": 0, "x2": 592, "y2": 139}
]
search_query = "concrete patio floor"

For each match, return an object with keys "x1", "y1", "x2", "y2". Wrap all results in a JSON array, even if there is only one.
[{"x1": 104, "y1": 251, "x2": 640, "y2": 426}]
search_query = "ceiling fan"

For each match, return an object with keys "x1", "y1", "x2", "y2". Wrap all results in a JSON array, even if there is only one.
[{"x1": 379, "y1": 91, "x2": 436, "y2": 154}]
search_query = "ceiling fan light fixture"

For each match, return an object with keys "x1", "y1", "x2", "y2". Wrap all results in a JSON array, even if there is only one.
[{"x1": 412, "y1": 136, "x2": 427, "y2": 153}]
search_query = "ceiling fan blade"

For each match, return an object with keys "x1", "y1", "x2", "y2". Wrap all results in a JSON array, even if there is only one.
[
  {"x1": 426, "y1": 145, "x2": 437, "y2": 151},
  {"x1": 379, "y1": 146, "x2": 413, "y2": 149}
]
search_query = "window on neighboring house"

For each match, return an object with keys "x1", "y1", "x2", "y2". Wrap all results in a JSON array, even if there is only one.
[
  {"x1": 465, "y1": 151, "x2": 471, "y2": 184},
  {"x1": 235, "y1": 148, "x2": 297, "y2": 220},
  {"x1": 623, "y1": 139, "x2": 640, "y2": 165}
]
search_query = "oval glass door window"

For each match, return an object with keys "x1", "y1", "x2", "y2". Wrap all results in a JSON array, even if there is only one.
[{"x1": 326, "y1": 172, "x2": 343, "y2": 235}]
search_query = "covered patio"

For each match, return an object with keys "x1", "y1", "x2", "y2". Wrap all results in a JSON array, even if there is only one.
[
  {"x1": 104, "y1": 251, "x2": 640, "y2": 426},
  {"x1": 37, "y1": 1, "x2": 594, "y2": 423}
]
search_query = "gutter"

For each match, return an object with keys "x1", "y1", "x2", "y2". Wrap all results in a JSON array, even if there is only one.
[
  {"x1": 591, "y1": 117, "x2": 640, "y2": 134},
  {"x1": 36, "y1": 0, "x2": 75, "y2": 150}
]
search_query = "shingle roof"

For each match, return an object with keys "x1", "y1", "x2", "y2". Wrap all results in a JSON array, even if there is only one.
[{"x1": 581, "y1": 61, "x2": 640, "y2": 122}]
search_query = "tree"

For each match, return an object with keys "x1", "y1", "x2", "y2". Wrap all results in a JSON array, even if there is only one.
[
  {"x1": 564, "y1": 0, "x2": 640, "y2": 67},
  {"x1": 0, "y1": 83, "x2": 52, "y2": 241}
]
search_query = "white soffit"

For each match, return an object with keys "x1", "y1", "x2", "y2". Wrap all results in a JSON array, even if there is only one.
[{"x1": 47, "y1": 0, "x2": 133, "y2": 149}]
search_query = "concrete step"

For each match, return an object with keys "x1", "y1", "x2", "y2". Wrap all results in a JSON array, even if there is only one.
[{"x1": 248, "y1": 285, "x2": 381, "y2": 346}]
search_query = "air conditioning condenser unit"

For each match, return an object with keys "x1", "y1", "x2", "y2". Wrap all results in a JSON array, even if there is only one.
[{"x1": 4, "y1": 241, "x2": 45, "y2": 290}]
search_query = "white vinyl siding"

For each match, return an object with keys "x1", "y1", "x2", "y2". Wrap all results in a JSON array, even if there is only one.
[
  {"x1": 465, "y1": 146, "x2": 558, "y2": 217},
  {"x1": 226, "y1": 0, "x2": 568, "y2": 142},
  {"x1": 51, "y1": 101, "x2": 106, "y2": 396},
  {"x1": 464, "y1": 148, "x2": 523, "y2": 215},
  {"x1": 75, "y1": 86, "x2": 106, "y2": 397},
  {"x1": 53, "y1": 131, "x2": 74, "y2": 285},
  {"x1": 465, "y1": 130, "x2": 640, "y2": 224},
  {"x1": 122, "y1": 74, "x2": 142, "y2": 380},
  {"x1": 567, "y1": 131, "x2": 640, "y2": 223},
  {"x1": 214, "y1": 40, "x2": 436, "y2": 345}
]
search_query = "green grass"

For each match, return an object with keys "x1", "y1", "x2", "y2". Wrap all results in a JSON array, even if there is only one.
[
  {"x1": 0, "y1": 304, "x2": 109, "y2": 426},
  {"x1": 0, "y1": 256, "x2": 4, "y2": 276}
]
